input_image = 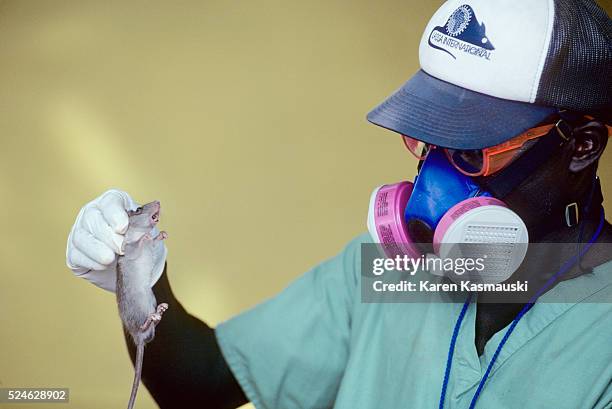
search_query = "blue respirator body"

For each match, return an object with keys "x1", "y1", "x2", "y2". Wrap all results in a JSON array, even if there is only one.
[{"x1": 404, "y1": 149, "x2": 492, "y2": 238}]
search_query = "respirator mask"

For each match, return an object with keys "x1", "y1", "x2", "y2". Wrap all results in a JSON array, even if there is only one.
[{"x1": 367, "y1": 122, "x2": 563, "y2": 284}]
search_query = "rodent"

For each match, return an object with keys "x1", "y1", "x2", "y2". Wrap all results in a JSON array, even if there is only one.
[{"x1": 116, "y1": 200, "x2": 168, "y2": 409}]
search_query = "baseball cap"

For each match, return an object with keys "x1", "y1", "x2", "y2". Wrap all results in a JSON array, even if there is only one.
[{"x1": 367, "y1": 0, "x2": 612, "y2": 149}]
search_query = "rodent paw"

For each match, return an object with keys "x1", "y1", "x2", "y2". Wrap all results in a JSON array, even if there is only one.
[{"x1": 157, "y1": 303, "x2": 169, "y2": 314}]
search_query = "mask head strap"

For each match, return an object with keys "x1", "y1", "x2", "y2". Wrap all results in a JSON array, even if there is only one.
[{"x1": 480, "y1": 112, "x2": 572, "y2": 198}]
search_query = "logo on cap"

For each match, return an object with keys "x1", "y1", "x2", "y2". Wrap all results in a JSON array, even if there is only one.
[{"x1": 428, "y1": 5, "x2": 495, "y2": 60}]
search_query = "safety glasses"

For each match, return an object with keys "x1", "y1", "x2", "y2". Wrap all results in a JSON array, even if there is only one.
[{"x1": 402, "y1": 123, "x2": 556, "y2": 177}]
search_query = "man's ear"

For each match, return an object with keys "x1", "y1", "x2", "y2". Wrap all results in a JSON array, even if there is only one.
[{"x1": 569, "y1": 120, "x2": 609, "y2": 173}]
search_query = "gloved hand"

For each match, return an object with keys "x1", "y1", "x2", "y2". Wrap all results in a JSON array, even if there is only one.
[{"x1": 66, "y1": 189, "x2": 168, "y2": 292}]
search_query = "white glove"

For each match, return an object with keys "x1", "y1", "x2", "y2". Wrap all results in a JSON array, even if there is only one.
[{"x1": 66, "y1": 189, "x2": 168, "y2": 292}]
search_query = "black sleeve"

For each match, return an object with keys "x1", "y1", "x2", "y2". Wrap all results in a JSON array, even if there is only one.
[{"x1": 123, "y1": 263, "x2": 249, "y2": 409}]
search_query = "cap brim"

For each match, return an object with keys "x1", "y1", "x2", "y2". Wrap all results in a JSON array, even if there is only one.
[{"x1": 367, "y1": 70, "x2": 558, "y2": 149}]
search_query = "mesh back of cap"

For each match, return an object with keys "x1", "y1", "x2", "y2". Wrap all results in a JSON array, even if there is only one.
[{"x1": 536, "y1": 0, "x2": 612, "y2": 118}]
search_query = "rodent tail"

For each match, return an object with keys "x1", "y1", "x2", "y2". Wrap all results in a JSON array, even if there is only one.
[{"x1": 127, "y1": 342, "x2": 144, "y2": 409}]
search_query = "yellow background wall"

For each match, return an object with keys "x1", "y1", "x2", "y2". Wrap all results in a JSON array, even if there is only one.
[{"x1": 1, "y1": 1, "x2": 611, "y2": 408}]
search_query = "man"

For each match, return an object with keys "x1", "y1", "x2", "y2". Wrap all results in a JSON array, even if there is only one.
[{"x1": 66, "y1": 0, "x2": 612, "y2": 408}]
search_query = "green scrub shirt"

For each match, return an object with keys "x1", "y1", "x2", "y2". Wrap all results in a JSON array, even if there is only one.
[{"x1": 216, "y1": 234, "x2": 612, "y2": 409}]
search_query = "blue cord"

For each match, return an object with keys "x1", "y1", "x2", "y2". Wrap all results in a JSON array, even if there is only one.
[
  {"x1": 438, "y1": 207, "x2": 605, "y2": 409},
  {"x1": 438, "y1": 293, "x2": 472, "y2": 409}
]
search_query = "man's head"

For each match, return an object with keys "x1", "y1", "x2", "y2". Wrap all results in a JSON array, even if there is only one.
[
  {"x1": 367, "y1": 0, "x2": 611, "y2": 240},
  {"x1": 366, "y1": 0, "x2": 611, "y2": 283}
]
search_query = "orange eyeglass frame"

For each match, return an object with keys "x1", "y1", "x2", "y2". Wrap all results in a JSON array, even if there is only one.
[
  {"x1": 402, "y1": 123, "x2": 557, "y2": 177},
  {"x1": 403, "y1": 118, "x2": 612, "y2": 177}
]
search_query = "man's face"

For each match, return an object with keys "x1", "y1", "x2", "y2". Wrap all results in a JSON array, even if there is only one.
[{"x1": 405, "y1": 116, "x2": 609, "y2": 242}]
